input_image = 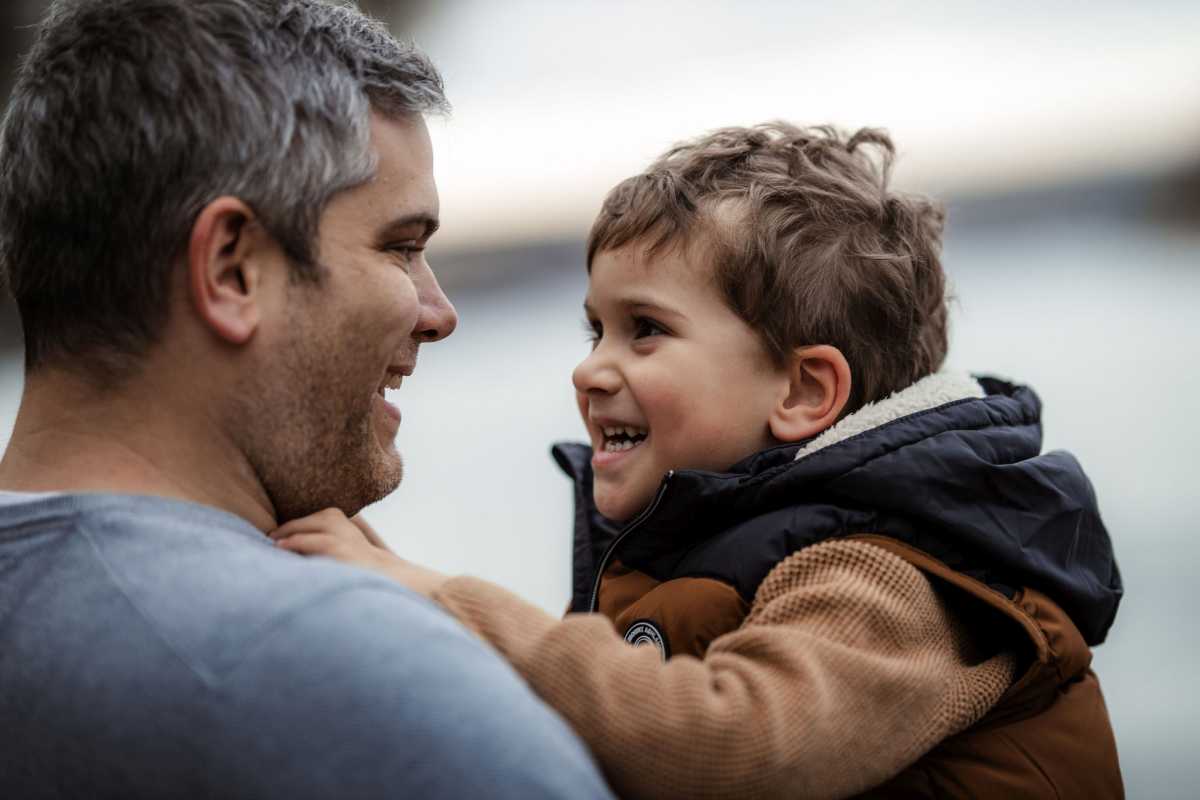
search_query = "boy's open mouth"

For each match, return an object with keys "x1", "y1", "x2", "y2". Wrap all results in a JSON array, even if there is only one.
[{"x1": 602, "y1": 425, "x2": 648, "y2": 453}]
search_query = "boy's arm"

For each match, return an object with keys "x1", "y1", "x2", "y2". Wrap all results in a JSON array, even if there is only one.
[{"x1": 432, "y1": 538, "x2": 1016, "y2": 800}]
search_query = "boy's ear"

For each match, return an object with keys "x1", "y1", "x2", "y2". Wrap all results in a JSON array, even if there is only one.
[
  {"x1": 768, "y1": 345, "x2": 852, "y2": 443},
  {"x1": 186, "y1": 196, "x2": 267, "y2": 345}
]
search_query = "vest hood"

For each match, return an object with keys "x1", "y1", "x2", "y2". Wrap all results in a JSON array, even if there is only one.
[{"x1": 555, "y1": 373, "x2": 1122, "y2": 646}]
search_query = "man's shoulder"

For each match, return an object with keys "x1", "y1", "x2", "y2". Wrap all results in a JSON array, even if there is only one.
[
  {"x1": 0, "y1": 491, "x2": 452, "y2": 677},
  {"x1": 0, "y1": 492, "x2": 614, "y2": 798},
  {"x1": 63, "y1": 494, "x2": 475, "y2": 677},
  {"x1": 204, "y1": 561, "x2": 613, "y2": 798}
]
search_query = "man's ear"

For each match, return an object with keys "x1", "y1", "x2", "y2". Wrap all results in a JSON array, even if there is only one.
[
  {"x1": 768, "y1": 345, "x2": 852, "y2": 442},
  {"x1": 187, "y1": 197, "x2": 265, "y2": 345}
]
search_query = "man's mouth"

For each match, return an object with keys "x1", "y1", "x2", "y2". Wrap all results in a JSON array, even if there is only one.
[
  {"x1": 601, "y1": 425, "x2": 649, "y2": 452},
  {"x1": 372, "y1": 369, "x2": 409, "y2": 430},
  {"x1": 377, "y1": 372, "x2": 404, "y2": 396},
  {"x1": 378, "y1": 361, "x2": 414, "y2": 397}
]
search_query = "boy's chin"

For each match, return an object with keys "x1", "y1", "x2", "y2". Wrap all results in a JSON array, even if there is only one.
[
  {"x1": 593, "y1": 488, "x2": 648, "y2": 525},
  {"x1": 590, "y1": 494, "x2": 657, "y2": 525}
]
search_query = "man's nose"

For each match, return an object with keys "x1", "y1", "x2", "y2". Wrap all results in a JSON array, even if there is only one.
[
  {"x1": 412, "y1": 261, "x2": 458, "y2": 342},
  {"x1": 572, "y1": 344, "x2": 620, "y2": 396}
]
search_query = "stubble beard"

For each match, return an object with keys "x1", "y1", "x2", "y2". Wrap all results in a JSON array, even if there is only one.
[{"x1": 234, "y1": 311, "x2": 404, "y2": 524}]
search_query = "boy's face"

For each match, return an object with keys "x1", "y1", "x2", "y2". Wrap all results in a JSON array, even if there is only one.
[{"x1": 575, "y1": 242, "x2": 787, "y2": 523}]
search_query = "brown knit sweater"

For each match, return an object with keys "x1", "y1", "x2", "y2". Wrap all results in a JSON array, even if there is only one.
[{"x1": 433, "y1": 539, "x2": 1016, "y2": 799}]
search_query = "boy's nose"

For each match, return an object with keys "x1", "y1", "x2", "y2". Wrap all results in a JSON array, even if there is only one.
[{"x1": 572, "y1": 347, "x2": 621, "y2": 396}]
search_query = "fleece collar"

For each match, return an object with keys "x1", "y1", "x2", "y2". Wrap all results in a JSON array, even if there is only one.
[{"x1": 795, "y1": 370, "x2": 985, "y2": 461}]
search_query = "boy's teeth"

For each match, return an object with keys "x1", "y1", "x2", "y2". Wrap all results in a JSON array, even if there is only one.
[
  {"x1": 598, "y1": 423, "x2": 649, "y2": 453},
  {"x1": 600, "y1": 424, "x2": 648, "y2": 437},
  {"x1": 603, "y1": 438, "x2": 644, "y2": 453}
]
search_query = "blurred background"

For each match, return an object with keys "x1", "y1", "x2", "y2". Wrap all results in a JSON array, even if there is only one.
[{"x1": 1, "y1": 0, "x2": 1197, "y2": 796}]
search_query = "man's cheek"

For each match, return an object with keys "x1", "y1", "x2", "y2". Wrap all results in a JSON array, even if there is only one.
[{"x1": 390, "y1": 278, "x2": 423, "y2": 334}]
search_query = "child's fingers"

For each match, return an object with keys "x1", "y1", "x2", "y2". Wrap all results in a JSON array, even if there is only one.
[
  {"x1": 351, "y1": 515, "x2": 393, "y2": 553},
  {"x1": 269, "y1": 520, "x2": 313, "y2": 540},
  {"x1": 274, "y1": 532, "x2": 345, "y2": 557},
  {"x1": 270, "y1": 508, "x2": 355, "y2": 541},
  {"x1": 270, "y1": 520, "x2": 329, "y2": 541}
]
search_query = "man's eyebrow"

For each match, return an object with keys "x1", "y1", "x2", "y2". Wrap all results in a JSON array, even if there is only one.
[{"x1": 379, "y1": 212, "x2": 440, "y2": 239}]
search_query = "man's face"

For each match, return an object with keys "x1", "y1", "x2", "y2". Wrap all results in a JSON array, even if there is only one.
[
  {"x1": 239, "y1": 113, "x2": 456, "y2": 522},
  {"x1": 573, "y1": 242, "x2": 786, "y2": 523}
]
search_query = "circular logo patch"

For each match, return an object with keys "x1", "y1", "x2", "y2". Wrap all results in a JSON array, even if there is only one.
[{"x1": 623, "y1": 619, "x2": 669, "y2": 660}]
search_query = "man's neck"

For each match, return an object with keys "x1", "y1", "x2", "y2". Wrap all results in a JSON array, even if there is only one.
[{"x1": 0, "y1": 367, "x2": 278, "y2": 532}]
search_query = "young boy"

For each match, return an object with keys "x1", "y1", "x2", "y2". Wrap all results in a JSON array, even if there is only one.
[{"x1": 273, "y1": 123, "x2": 1124, "y2": 799}]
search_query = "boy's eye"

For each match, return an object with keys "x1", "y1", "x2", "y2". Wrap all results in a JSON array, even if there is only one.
[
  {"x1": 583, "y1": 317, "x2": 602, "y2": 347},
  {"x1": 633, "y1": 316, "x2": 667, "y2": 339}
]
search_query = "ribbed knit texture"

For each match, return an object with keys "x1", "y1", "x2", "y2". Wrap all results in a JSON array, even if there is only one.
[{"x1": 433, "y1": 539, "x2": 1016, "y2": 799}]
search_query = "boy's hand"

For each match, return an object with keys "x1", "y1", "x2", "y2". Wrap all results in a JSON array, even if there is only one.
[
  {"x1": 270, "y1": 508, "x2": 447, "y2": 598},
  {"x1": 351, "y1": 514, "x2": 395, "y2": 554}
]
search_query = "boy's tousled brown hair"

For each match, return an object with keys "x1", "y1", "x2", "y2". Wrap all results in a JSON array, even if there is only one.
[{"x1": 587, "y1": 122, "x2": 949, "y2": 413}]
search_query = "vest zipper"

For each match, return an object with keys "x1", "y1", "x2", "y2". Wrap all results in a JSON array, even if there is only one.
[{"x1": 588, "y1": 471, "x2": 675, "y2": 612}]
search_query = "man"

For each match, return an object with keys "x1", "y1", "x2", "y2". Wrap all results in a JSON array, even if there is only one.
[{"x1": 0, "y1": 1, "x2": 613, "y2": 797}]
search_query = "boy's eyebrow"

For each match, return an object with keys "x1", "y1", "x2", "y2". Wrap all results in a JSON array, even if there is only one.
[
  {"x1": 583, "y1": 296, "x2": 686, "y2": 320},
  {"x1": 628, "y1": 299, "x2": 682, "y2": 316},
  {"x1": 620, "y1": 292, "x2": 686, "y2": 319}
]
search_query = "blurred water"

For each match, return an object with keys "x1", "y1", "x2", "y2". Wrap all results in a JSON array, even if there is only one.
[
  {"x1": 0, "y1": 215, "x2": 1196, "y2": 795},
  {"x1": 416, "y1": 0, "x2": 1200, "y2": 250}
]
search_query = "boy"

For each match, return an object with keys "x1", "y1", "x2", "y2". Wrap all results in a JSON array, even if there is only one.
[{"x1": 274, "y1": 123, "x2": 1124, "y2": 799}]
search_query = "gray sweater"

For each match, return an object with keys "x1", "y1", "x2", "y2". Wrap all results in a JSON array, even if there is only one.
[{"x1": 0, "y1": 491, "x2": 612, "y2": 799}]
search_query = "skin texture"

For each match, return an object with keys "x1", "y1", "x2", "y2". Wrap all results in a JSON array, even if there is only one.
[
  {"x1": 231, "y1": 114, "x2": 456, "y2": 521},
  {"x1": 0, "y1": 112, "x2": 457, "y2": 531},
  {"x1": 574, "y1": 243, "x2": 790, "y2": 522}
]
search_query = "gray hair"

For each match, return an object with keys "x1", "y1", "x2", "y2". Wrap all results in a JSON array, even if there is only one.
[{"x1": 0, "y1": 0, "x2": 448, "y2": 375}]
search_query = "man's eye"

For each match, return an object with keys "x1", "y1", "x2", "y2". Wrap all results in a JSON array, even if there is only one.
[
  {"x1": 633, "y1": 317, "x2": 666, "y2": 339},
  {"x1": 387, "y1": 243, "x2": 424, "y2": 264}
]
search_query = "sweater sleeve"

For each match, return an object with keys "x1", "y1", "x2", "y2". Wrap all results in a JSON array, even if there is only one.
[{"x1": 432, "y1": 539, "x2": 1016, "y2": 800}]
